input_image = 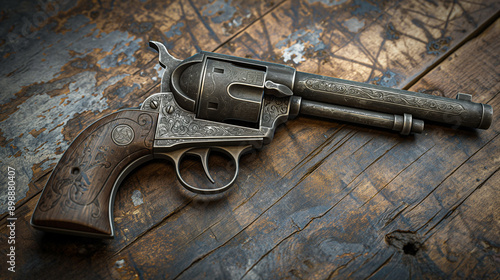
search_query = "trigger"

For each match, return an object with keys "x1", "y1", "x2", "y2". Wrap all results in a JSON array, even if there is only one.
[{"x1": 186, "y1": 148, "x2": 215, "y2": 184}]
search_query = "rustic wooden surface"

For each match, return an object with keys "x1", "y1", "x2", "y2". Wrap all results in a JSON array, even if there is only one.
[{"x1": 1, "y1": 0, "x2": 499, "y2": 279}]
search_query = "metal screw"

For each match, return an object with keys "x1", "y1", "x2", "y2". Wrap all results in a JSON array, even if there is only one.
[
  {"x1": 166, "y1": 105, "x2": 174, "y2": 114},
  {"x1": 150, "y1": 100, "x2": 158, "y2": 109}
]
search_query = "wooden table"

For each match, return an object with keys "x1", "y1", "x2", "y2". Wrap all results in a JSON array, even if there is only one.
[{"x1": 1, "y1": 0, "x2": 499, "y2": 279}]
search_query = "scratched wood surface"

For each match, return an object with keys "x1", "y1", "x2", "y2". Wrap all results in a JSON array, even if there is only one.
[{"x1": 0, "y1": 0, "x2": 499, "y2": 279}]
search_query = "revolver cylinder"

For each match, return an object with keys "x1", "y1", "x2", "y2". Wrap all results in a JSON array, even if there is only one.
[{"x1": 170, "y1": 51, "x2": 295, "y2": 126}]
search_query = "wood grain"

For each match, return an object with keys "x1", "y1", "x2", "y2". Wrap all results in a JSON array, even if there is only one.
[{"x1": 0, "y1": 0, "x2": 499, "y2": 279}]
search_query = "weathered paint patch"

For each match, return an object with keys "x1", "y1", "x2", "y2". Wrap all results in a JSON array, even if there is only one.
[
  {"x1": 427, "y1": 37, "x2": 452, "y2": 55},
  {"x1": 221, "y1": 9, "x2": 252, "y2": 35},
  {"x1": 228, "y1": 13, "x2": 249, "y2": 28},
  {"x1": 344, "y1": 18, "x2": 365, "y2": 33},
  {"x1": 308, "y1": 0, "x2": 349, "y2": 6},
  {"x1": 385, "y1": 22, "x2": 400, "y2": 40},
  {"x1": 113, "y1": 83, "x2": 142, "y2": 99},
  {"x1": 131, "y1": 190, "x2": 144, "y2": 206},
  {"x1": 115, "y1": 259, "x2": 125, "y2": 268},
  {"x1": 351, "y1": 0, "x2": 381, "y2": 16},
  {"x1": 0, "y1": 72, "x2": 127, "y2": 213},
  {"x1": 202, "y1": 0, "x2": 237, "y2": 24},
  {"x1": 369, "y1": 70, "x2": 404, "y2": 88},
  {"x1": 0, "y1": 0, "x2": 77, "y2": 54},
  {"x1": 0, "y1": 14, "x2": 140, "y2": 104},
  {"x1": 276, "y1": 26, "x2": 325, "y2": 64},
  {"x1": 71, "y1": 60, "x2": 90, "y2": 69},
  {"x1": 411, "y1": 18, "x2": 453, "y2": 56},
  {"x1": 129, "y1": 21, "x2": 153, "y2": 34},
  {"x1": 152, "y1": 63, "x2": 164, "y2": 82},
  {"x1": 97, "y1": 35, "x2": 142, "y2": 69},
  {"x1": 165, "y1": 22, "x2": 184, "y2": 38},
  {"x1": 276, "y1": 26, "x2": 325, "y2": 51},
  {"x1": 282, "y1": 43, "x2": 306, "y2": 64}
]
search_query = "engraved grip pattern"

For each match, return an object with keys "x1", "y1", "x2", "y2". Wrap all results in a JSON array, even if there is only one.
[{"x1": 31, "y1": 110, "x2": 158, "y2": 237}]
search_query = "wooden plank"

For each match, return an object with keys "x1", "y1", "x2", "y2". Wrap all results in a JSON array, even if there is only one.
[{"x1": 0, "y1": 1, "x2": 499, "y2": 279}]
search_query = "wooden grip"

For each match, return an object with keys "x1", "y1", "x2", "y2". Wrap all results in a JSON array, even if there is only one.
[{"x1": 31, "y1": 110, "x2": 158, "y2": 238}]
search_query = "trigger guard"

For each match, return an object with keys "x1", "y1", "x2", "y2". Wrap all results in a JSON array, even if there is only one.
[
  {"x1": 174, "y1": 161, "x2": 239, "y2": 194},
  {"x1": 172, "y1": 145, "x2": 253, "y2": 194}
]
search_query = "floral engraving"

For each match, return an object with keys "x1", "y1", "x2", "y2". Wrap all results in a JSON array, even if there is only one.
[
  {"x1": 304, "y1": 78, "x2": 464, "y2": 115},
  {"x1": 261, "y1": 96, "x2": 290, "y2": 128},
  {"x1": 39, "y1": 131, "x2": 115, "y2": 215},
  {"x1": 156, "y1": 95, "x2": 264, "y2": 139}
]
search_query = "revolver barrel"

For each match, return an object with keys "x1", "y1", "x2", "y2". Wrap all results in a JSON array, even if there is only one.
[{"x1": 293, "y1": 72, "x2": 493, "y2": 130}]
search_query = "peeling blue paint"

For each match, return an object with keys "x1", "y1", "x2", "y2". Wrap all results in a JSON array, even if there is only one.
[
  {"x1": 97, "y1": 35, "x2": 142, "y2": 68},
  {"x1": 369, "y1": 70, "x2": 404, "y2": 88},
  {"x1": 202, "y1": 0, "x2": 237, "y2": 24},
  {"x1": 129, "y1": 21, "x2": 153, "y2": 34},
  {"x1": 308, "y1": 0, "x2": 349, "y2": 6},
  {"x1": 131, "y1": 190, "x2": 144, "y2": 206},
  {"x1": 115, "y1": 259, "x2": 125, "y2": 268},
  {"x1": 344, "y1": 18, "x2": 365, "y2": 33},
  {"x1": 166, "y1": 22, "x2": 185, "y2": 38},
  {"x1": 351, "y1": 0, "x2": 381, "y2": 16},
  {"x1": 114, "y1": 83, "x2": 142, "y2": 99},
  {"x1": 71, "y1": 60, "x2": 90, "y2": 69},
  {"x1": 385, "y1": 22, "x2": 400, "y2": 40},
  {"x1": 153, "y1": 63, "x2": 164, "y2": 82},
  {"x1": 226, "y1": 9, "x2": 251, "y2": 28},
  {"x1": 276, "y1": 26, "x2": 325, "y2": 64},
  {"x1": 427, "y1": 37, "x2": 452, "y2": 55},
  {"x1": 0, "y1": 0, "x2": 77, "y2": 54},
  {"x1": 276, "y1": 26, "x2": 326, "y2": 51},
  {"x1": 1, "y1": 14, "x2": 141, "y2": 104}
]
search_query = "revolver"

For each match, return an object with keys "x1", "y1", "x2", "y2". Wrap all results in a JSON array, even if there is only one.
[{"x1": 31, "y1": 41, "x2": 493, "y2": 238}]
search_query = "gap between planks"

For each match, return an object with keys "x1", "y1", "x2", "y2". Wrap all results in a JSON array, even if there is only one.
[{"x1": 402, "y1": 10, "x2": 500, "y2": 91}]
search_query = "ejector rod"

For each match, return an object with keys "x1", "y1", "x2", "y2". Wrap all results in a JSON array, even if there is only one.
[
  {"x1": 292, "y1": 72, "x2": 493, "y2": 129},
  {"x1": 296, "y1": 99, "x2": 424, "y2": 135}
]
